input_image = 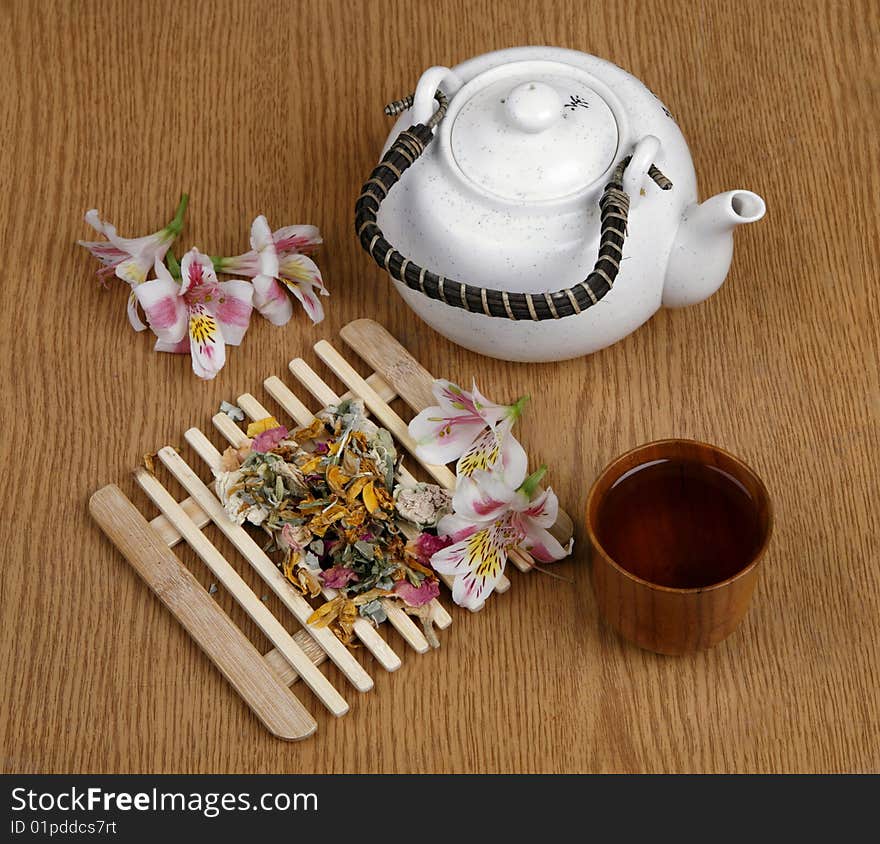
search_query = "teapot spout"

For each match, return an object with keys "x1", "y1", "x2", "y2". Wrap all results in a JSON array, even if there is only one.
[{"x1": 662, "y1": 190, "x2": 766, "y2": 308}]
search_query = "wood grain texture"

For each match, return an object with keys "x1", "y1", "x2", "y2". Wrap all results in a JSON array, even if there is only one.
[
  {"x1": 0, "y1": 0, "x2": 877, "y2": 773},
  {"x1": 87, "y1": 486, "x2": 317, "y2": 741}
]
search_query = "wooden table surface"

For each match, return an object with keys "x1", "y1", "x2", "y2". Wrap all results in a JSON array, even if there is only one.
[{"x1": 1, "y1": 0, "x2": 877, "y2": 774}]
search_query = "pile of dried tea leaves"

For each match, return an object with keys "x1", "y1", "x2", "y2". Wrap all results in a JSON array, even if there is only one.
[{"x1": 214, "y1": 400, "x2": 451, "y2": 646}]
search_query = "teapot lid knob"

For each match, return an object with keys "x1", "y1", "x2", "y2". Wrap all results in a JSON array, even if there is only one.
[{"x1": 505, "y1": 81, "x2": 562, "y2": 133}]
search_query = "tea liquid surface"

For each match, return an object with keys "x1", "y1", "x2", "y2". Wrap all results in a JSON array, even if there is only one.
[{"x1": 596, "y1": 458, "x2": 761, "y2": 589}]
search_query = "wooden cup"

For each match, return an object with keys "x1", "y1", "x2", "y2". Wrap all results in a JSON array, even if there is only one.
[{"x1": 586, "y1": 439, "x2": 773, "y2": 655}]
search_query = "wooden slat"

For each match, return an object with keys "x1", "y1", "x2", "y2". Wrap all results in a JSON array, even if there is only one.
[
  {"x1": 89, "y1": 484, "x2": 317, "y2": 741},
  {"x1": 150, "y1": 495, "x2": 208, "y2": 547},
  {"x1": 220, "y1": 394, "x2": 410, "y2": 665},
  {"x1": 158, "y1": 442, "x2": 374, "y2": 693},
  {"x1": 134, "y1": 468, "x2": 349, "y2": 716},
  {"x1": 143, "y1": 457, "x2": 335, "y2": 682},
  {"x1": 340, "y1": 318, "x2": 438, "y2": 412},
  {"x1": 289, "y1": 357, "x2": 344, "y2": 408}
]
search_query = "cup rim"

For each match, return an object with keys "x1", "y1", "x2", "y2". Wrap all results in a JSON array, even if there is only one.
[{"x1": 585, "y1": 438, "x2": 774, "y2": 594}]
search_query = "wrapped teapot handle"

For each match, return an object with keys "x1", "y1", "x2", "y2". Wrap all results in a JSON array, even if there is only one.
[{"x1": 355, "y1": 90, "x2": 672, "y2": 321}]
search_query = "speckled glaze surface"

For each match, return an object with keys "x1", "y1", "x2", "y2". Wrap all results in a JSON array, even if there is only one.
[{"x1": 377, "y1": 46, "x2": 764, "y2": 362}]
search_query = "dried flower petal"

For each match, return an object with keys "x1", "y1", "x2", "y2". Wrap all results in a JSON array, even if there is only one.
[
  {"x1": 320, "y1": 566, "x2": 360, "y2": 589},
  {"x1": 394, "y1": 483, "x2": 452, "y2": 528},
  {"x1": 307, "y1": 596, "x2": 343, "y2": 628},
  {"x1": 293, "y1": 417, "x2": 327, "y2": 442},
  {"x1": 246, "y1": 416, "x2": 282, "y2": 437},
  {"x1": 410, "y1": 532, "x2": 454, "y2": 567},
  {"x1": 281, "y1": 523, "x2": 312, "y2": 550},
  {"x1": 362, "y1": 480, "x2": 379, "y2": 514},
  {"x1": 220, "y1": 401, "x2": 245, "y2": 421},
  {"x1": 393, "y1": 578, "x2": 440, "y2": 607},
  {"x1": 326, "y1": 465, "x2": 351, "y2": 496},
  {"x1": 251, "y1": 425, "x2": 289, "y2": 453}
]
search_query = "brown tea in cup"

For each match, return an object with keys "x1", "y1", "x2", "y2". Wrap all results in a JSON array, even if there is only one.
[
  {"x1": 595, "y1": 457, "x2": 763, "y2": 590},
  {"x1": 586, "y1": 439, "x2": 773, "y2": 654}
]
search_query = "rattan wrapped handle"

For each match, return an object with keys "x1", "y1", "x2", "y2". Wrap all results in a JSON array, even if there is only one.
[{"x1": 355, "y1": 92, "x2": 672, "y2": 321}]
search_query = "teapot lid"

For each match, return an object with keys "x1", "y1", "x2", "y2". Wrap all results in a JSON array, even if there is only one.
[{"x1": 446, "y1": 61, "x2": 621, "y2": 203}]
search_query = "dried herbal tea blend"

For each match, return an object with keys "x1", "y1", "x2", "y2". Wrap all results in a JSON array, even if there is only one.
[{"x1": 214, "y1": 400, "x2": 451, "y2": 646}]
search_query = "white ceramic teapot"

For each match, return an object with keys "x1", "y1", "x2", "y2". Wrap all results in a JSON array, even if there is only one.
[{"x1": 355, "y1": 46, "x2": 765, "y2": 362}]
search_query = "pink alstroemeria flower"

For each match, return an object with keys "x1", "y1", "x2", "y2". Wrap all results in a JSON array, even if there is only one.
[
  {"x1": 216, "y1": 216, "x2": 327, "y2": 325},
  {"x1": 77, "y1": 194, "x2": 188, "y2": 331},
  {"x1": 431, "y1": 467, "x2": 571, "y2": 610},
  {"x1": 408, "y1": 379, "x2": 528, "y2": 480},
  {"x1": 134, "y1": 248, "x2": 253, "y2": 380}
]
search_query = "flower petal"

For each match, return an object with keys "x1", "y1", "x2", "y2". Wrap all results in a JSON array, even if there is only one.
[
  {"x1": 431, "y1": 379, "x2": 481, "y2": 416},
  {"x1": 456, "y1": 427, "x2": 502, "y2": 477},
  {"x1": 429, "y1": 528, "x2": 486, "y2": 577},
  {"x1": 252, "y1": 274, "x2": 293, "y2": 325},
  {"x1": 180, "y1": 247, "x2": 219, "y2": 296},
  {"x1": 250, "y1": 215, "x2": 279, "y2": 277},
  {"x1": 409, "y1": 407, "x2": 487, "y2": 465},
  {"x1": 432, "y1": 522, "x2": 512, "y2": 609},
  {"x1": 514, "y1": 485, "x2": 559, "y2": 528},
  {"x1": 214, "y1": 251, "x2": 260, "y2": 277},
  {"x1": 436, "y1": 513, "x2": 481, "y2": 543},
  {"x1": 154, "y1": 336, "x2": 191, "y2": 354},
  {"x1": 83, "y1": 209, "x2": 141, "y2": 253},
  {"x1": 153, "y1": 258, "x2": 176, "y2": 284},
  {"x1": 188, "y1": 304, "x2": 226, "y2": 379},
  {"x1": 320, "y1": 565, "x2": 359, "y2": 589},
  {"x1": 116, "y1": 253, "x2": 153, "y2": 287},
  {"x1": 454, "y1": 423, "x2": 526, "y2": 486},
  {"x1": 251, "y1": 425, "x2": 289, "y2": 453},
  {"x1": 279, "y1": 253, "x2": 326, "y2": 292},
  {"x1": 470, "y1": 380, "x2": 511, "y2": 427},
  {"x1": 77, "y1": 239, "x2": 128, "y2": 266},
  {"x1": 134, "y1": 277, "x2": 187, "y2": 343},
  {"x1": 126, "y1": 290, "x2": 147, "y2": 331},
  {"x1": 451, "y1": 470, "x2": 517, "y2": 523},
  {"x1": 286, "y1": 279, "x2": 325, "y2": 324},
  {"x1": 272, "y1": 224, "x2": 322, "y2": 255},
  {"x1": 515, "y1": 522, "x2": 570, "y2": 562},
  {"x1": 216, "y1": 280, "x2": 254, "y2": 345},
  {"x1": 393, "y1": 578, "x2": 440, "y2": 607},
  {"x1": 499, "y1": 428, "x2": 528, "y2": 487}
]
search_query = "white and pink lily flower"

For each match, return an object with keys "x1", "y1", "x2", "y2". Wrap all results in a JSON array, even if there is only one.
[
  {"x1": 134, "y1": 248, "x2": 253, "y2": 380},
  {"x1": 77, "y1": 194, "x2": 188, "y2": 331},
  {"x1": 431, "y1": 465, "x2": 571, "y2": 609},
  {"x1": 216, "y1": 220, "x2": 321, "y2": 274},
  {"x1": 409, "y1": 379, "x2": 528, "y2": 478},
  {"x1": 216, "y1": 216, "x2": 327, "y2": 325}
]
